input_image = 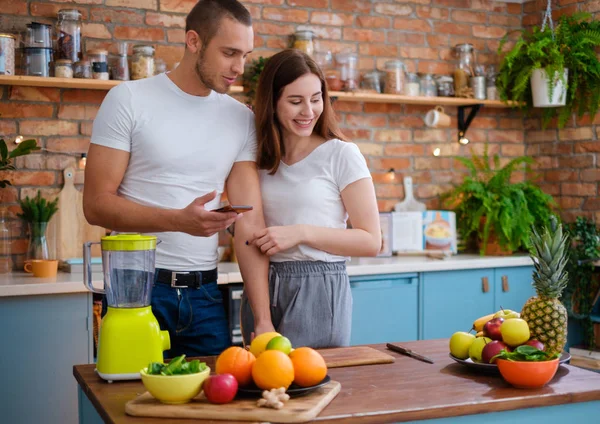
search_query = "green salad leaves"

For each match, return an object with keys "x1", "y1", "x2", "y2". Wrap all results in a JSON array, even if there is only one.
[
  {"x1": 147, "y1": 354, "x2": 207, "y2": 376},
  {"x1": 492, "y1": 345, "x2": 561, "y2": 362}
]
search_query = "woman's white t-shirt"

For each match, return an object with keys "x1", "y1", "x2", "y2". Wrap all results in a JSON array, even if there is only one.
[{"x1": 260, "y1": 139, "x2": 372, "y2": 263}]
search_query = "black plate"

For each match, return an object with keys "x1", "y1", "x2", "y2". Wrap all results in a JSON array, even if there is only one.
[
  {"x1": 449, "y1": 351, "x2": 571, "y2": 374},
  {"x1": 236, "y1": 375, "x2": 331, "y2": 398}
]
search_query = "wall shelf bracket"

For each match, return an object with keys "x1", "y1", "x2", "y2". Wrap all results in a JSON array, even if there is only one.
[{"x1": 457, "y1": 103, "x2": 483, "y2": 144}]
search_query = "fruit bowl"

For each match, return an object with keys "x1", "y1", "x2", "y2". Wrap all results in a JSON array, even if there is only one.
[
  {"x1": 140, "y1": 366, "x2": 211, "y2": 404},
  {"x1": 496, "y1": 358, "x2": 559, "y2": 388},
  {"x1": 449, "y1": 351, "x2": 570, "y2": 375}
]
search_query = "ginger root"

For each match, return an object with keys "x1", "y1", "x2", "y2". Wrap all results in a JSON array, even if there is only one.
[{"x1": 256, "y1": 387, "x2": 290, "y2": 410}]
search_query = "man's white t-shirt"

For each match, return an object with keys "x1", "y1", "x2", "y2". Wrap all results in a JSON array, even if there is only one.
[
  {"x1": 91, "y1": 73, "x2": 256, "y2": 271},
  {"x1": 260, "y1": 139, "x2": 372, "y2": 263}
]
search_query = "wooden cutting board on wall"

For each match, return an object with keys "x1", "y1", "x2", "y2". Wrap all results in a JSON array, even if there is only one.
[{"x1": 47, "y1": 167, "x2": 105, "y2": 260}]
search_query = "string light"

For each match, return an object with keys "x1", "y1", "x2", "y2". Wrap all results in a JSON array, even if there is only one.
[
  {"x1": 458, "y1": 135, "x2": 469, "y2": 145},
  {"x1": 386, "y1": 168, "x2": 396, "y2": 183},
  {"x1": 433, "y1": 148, "x2": 441, "y2": 157},
  {"x1": 14, "y1": 135, "x2": 23, "y2": 144},
  {"x1": 78, "y1": 153, "x2": 87, "y2": 169}
]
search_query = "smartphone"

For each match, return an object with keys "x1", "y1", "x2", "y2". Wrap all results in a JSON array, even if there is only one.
[{"x1": 213, "y1": 205, "x2": 253, "y2": 214}]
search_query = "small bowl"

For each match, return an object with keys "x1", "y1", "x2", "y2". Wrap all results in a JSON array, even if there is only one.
[
  {"x1": 496, "y1": 359, "x2": 559, "y2": 389},
  {"x1": 140, "y1": 366, "x2": 211, "y2": 404}
]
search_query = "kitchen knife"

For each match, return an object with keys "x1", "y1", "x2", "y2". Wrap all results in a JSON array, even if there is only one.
[{"x1": 386, "y1": 343, "x2": 434, "y2": 364}]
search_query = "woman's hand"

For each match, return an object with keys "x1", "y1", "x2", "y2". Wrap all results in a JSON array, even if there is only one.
[{"x1": 248, "y1": 225, "x2": 304, "y2": 256}]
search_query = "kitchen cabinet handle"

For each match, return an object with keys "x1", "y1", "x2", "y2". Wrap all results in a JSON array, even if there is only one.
[
  {"x1": 502, "y1": 275, "x2": 509, "y2": 292},
  {"x1": 481, "y1": 277, "x2": 489, "y2": 293}
]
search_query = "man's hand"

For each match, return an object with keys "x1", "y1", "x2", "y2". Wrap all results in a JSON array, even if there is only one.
[
  {"x1": 248, "y1": 225, "x2": 304, "y2": 256},
  {"x1": 179, "y1": 191, "x2": 240, "y2": 237},
  {"x1": 251, "y1": 321, "x2": 277, "y2": 342}
]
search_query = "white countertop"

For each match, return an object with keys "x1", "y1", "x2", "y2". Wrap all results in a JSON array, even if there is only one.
[{"x1": 0, "y1": 254, "x2": 533, "y2": 298}]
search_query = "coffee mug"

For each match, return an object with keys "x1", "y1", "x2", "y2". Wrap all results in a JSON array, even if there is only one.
[
  {"x1": 424, "y1": 106, "x2": 451, "y2": 128},
  {"x1": 24, "y1": 259, "x2": 58, "y2": 278}
]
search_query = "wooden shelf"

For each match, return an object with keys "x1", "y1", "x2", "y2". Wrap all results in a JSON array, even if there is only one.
[{"x1": 0, "y1": 75, "x2": 517, "y2": 108}]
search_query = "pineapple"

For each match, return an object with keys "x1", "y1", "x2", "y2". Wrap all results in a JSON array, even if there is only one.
[{"x1": 521, "y1": 217, "x2": 569, "y2": 356}]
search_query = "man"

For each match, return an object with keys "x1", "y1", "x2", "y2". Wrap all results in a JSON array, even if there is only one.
[{"x1": 83, "y1": 0, "x2": 274, "y2": 357}]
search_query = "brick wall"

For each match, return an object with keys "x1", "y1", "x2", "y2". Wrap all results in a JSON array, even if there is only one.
[{"x1": 0, "y1": 0, "x2": 596, "y2": 267}]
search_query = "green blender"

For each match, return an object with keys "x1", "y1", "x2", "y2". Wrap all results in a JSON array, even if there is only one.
[{"x1": 84, "y1": 234, "x2": 170, "y2": 382}]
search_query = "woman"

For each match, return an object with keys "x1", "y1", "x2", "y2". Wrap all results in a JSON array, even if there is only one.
[{"x1": 240, "y1": 49, "x2": 381, "y2": 349}]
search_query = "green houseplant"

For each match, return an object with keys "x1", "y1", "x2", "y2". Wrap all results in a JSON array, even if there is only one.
[
  {"x1": 242, "y1": 56, "x2": 267, "y2": 108},
  {"x1": 18, "y1": 190, "x2": 59, "y2": 260},
  {"x1": 441, "y1": 146, "x2": 556, "y2": 255},
  {"x1": 497, "y1": 12, "x2": 600, "y2": 128},
  {"x1": 0, "y1": 138, "x2": 40, "y2": 188}
]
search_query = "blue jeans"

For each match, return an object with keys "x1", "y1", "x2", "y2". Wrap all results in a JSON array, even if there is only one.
[{"x1": 102, "y1": 270, "x2": 231, "y2": 358}]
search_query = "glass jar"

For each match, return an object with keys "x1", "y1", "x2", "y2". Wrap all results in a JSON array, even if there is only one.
[
  {"x1": 55, "y1": 59, "x2": 73, "y2": 78},
  {"x1": 314, "y1": 50, "x2": 333, "y2": 70},
  {"x1": 23, "y1": 47, "x2": 53, "y2": 77},
  {"x1": 25, "y1": 22, "x2": 52, "y2": 48},
  {"x1": 454, "y1": 43, "x2": 474, "y2": 97},
  {"x1": 111, "y1": 41, "x2": 129, "y2": 81},
  {"x1": 292, "y1": 30, "x2": 315, "y2": 57},
  {"x1": 154, "y1": 58, "x2": 167, "y2": 74},
  {"x1": 419, "y1": 73, "x2": 437, "y2": 97},
  {"x1": 405, "y1": 72, "x2": 420, "y2": 96},
  {"x1": 0, "y1": 33, "x2": 16, "y2": 76},
  {"x1": 131, "y1": 45, "x2": 155, "y2": 80},
  {"x1": 384, "y1": 60, "x2": 406, "y2": 94},
  {"x1": 336, "y1": 52, "x2": 358, "y2": 92},
  {"x1": 325, "y1": 70, "x2": 343, "y2": 91},
  {"x1": 361, "y1": 69, "x2": 385, "y2": 93},
  {"x1": 56, "y1": 9, "x2": 82, "y2": 63},
  {"x1": 26, "y1": 221, "x2": 49, "y2": 261},
  {"x1": 74, "y1": 60, "x2": 92, "y2": 78},
  {"x1": 0, "y1": 211, "x2": 12, "y2": 274},
  {"x1": 486, "y1": 65, "x2": 498, "y2": 100},
  {"x1": 436, "y1": 75, "x2": 454, "y2": 97}
]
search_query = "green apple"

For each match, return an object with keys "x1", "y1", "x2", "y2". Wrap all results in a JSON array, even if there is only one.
[
  {"x1": 494, "y1": 308, "x2": 520, "y2": 320},
  {"x1": 500, "y1": 318, "x2": 530, "y2": 347},
  {"x1": 449, "y1": 331, "x2": 476, "y2": 359},
  {"x1": 468, "y1": 337, "x2": 492, "y2": 362}
]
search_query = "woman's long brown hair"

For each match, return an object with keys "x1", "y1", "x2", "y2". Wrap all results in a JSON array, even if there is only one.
[{"x1": 254, "y1": 48, "x2": 346, "y2": 175}]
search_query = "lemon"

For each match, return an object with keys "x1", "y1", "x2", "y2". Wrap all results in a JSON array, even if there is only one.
[
  {"x1": 249, "y1": 331, "x2": 281, "y2": 358},
  {"x1": 266, "y1": 335, "x2": 293, "y2": 355}
]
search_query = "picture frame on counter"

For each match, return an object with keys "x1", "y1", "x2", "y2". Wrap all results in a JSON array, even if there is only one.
[{"x1": 378, "y1": 212, "x2": 393, "y2": 257}]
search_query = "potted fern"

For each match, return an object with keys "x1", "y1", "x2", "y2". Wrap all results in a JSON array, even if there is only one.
[
  {"x1": 497, "y1": 12, "x2": 600, "y2": 128},
  {"x1": 441, "y1": 146, "x2": 556, "y2": 256},
  {"x1": 242, "y1": 56, "x2": 267, "y2": 108},
  {"x1": 18, "y1": 191, "x2": 59, "y2": 260}
]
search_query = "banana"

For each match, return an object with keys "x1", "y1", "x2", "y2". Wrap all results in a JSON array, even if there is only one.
[
  {"x1": 475, "y1": 331, "x2": 484, "y2": 337},
  {"x1": 472, "y1": 313, "x2": 495, "y2": 332}
]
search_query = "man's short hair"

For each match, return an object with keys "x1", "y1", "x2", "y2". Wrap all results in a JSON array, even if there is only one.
[{"x1": 186, "y1": 0, "x2": 252, "y2": 47}]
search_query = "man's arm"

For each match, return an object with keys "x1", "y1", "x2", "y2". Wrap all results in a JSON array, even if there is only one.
[
  {"x1": 225, "y1": 161, "x2": 274, "y2": 335},
  {"x1": 83, "y1": 144, "x2": 238, "y2": 236}
]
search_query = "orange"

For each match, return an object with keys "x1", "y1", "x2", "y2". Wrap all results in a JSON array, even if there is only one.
[
  {"x1": 251, "y1": 350, "x2": 294, "y2": 390},
  {"x1": 289, "y1": 347, "x2": 327, "y2": 387},
  {"x1": 215, "y1": 346, "x2": 256, "y2": 387}
]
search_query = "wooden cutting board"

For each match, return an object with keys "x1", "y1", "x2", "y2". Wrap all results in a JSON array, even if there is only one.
[
  {"x1": 47, "y1": 167, "x2": 105, "y2": 260},
  {"x1": 320, "y1": 346, "x2": 395, "y2": 368},
  {"x1": 125, "y1": 380, "x2": 341, "y2": 422}
]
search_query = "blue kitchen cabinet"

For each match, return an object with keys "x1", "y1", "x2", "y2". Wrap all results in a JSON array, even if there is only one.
[
  {"x1": 350, "y1": 273, "x2": 418, "y2": 345},
  {"x1": 494, "y1": 266, "x2": 535, "y2": 313},
  {"x1": 421, "y1": 268, "x2": 495, "y2": 339}
]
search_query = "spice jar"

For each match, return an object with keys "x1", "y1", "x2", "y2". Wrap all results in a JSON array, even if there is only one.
[
  {"x1": 0, "y1": 33, "x2": 16, "y2": 76},
  {"x1": 55, "y1": 59, "x2": 73, "y2": 78},
  {"x1": 454, "y1": 43, "x2": 474, "y2": 98},
  {"x1": 74, "y1": 60, "x2": 92, "y2": 79},
  {"x1": 56, "y1": 9, "x2": 82, "y2": 63},
  {"x1": 384, "y1": 60, "x2": 405, "y2": 94},
  {"x1": 361, "y1": 69, "x2": 385, "y2": 93},
  {"x1": 436, "y1": 75, "x2": 454, "y2": 97},
  {"x1": 405, "y1": 72, "x2": 420, "y2": 96},
  {"x1": 292, "y1": 30, "x2": 315, "y2": 57},
  {"x1": 131, "y1": 45, "x2": 155, "y2": 80},
  {"x1": 419, "y1": 73, "x2": 437, "y2": 97}
]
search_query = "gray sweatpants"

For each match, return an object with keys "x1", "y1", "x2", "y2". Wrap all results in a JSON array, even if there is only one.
[{"x1": 240, "y1": 261, "x2": 352, "y2": 349}]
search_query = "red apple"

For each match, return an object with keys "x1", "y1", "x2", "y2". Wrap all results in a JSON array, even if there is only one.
[
  {"x1": 203, "y1": 373, "x2": 238, "y2": 404},
  {"x1": 481, "y1": 340, "x2": 510, "y2": 364},
  {"x1": 483, "y1": 317, "x2": 505, "y2": 341},
  {"x1": 524, "y1": 339, "x2": 545, "y2": 351}
]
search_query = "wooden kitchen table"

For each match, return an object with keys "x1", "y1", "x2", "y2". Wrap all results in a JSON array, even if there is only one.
[{"x1": 74, "y1": 339, "x2": 600, "y2": 424}]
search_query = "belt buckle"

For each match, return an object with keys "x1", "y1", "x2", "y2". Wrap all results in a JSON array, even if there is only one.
[{"x1": 170, "y1": 271, "x2": 190, "y2": 288}]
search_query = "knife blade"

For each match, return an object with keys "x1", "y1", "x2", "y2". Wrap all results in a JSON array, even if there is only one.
[{"x1": 386, "y1": 343, "x2": 434, "y2": 364}]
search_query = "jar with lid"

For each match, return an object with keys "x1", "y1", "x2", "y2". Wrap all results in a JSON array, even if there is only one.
[
  {"x1": 361, "y1": 69, "x2": 385, "y2": 94},
  {"x1": 56, "y1": 9, "x2": 82, "y2": 63},
  {"x1": 335, "y1": 52, "x2": 358, "y2": 92},
  {"x1": 0, "y1": 33, "x2": 16, "y2": 76},
  {"x1": 436, "y1": 75, "x2": 454, "y2": 97},
  {"x1": 292, "y1": 30, "x2": 315, "y2": 57},
  {"x1": 154, "y1": 58, "x2": 167, "y2": 74},
  {"x1": 419, "y1": 73, "x2": 437, "y2": 97},
  {"x1": 25, "y1": 23, "x2": 52, "y2": 48},
  {"x1": 405, "y1": 72, "x2": 420, "y2": 96},
  {"x1": 454, "y1": 43, "x2": 474, "y2": 97},
  {"x1": 55, "y1": 59, "x2": 73, "y2": 78},
  {"x1": 486, "y1": 65, "x2": 498, "y2": 100},
  {"x1": 131, "y1": 45, "x2": 155, "y2": 80},
  {"x1": 74, "y1": 60, "x2": 92, "y2": 79},
  {"x1": 112, "y1": 41, "x2": 129, "y2": 81},
  {"x1": 384, "y1": 60, "x2": 406, "y2": 94}
]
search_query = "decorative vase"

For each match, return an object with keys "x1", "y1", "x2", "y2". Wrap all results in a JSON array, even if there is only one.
[
  {"x1": 26, "y1": 221, "x2": 49, "y2": 261},
  {"x1": 531, "y1": 68, "x2": 568, "y2": 108}
]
